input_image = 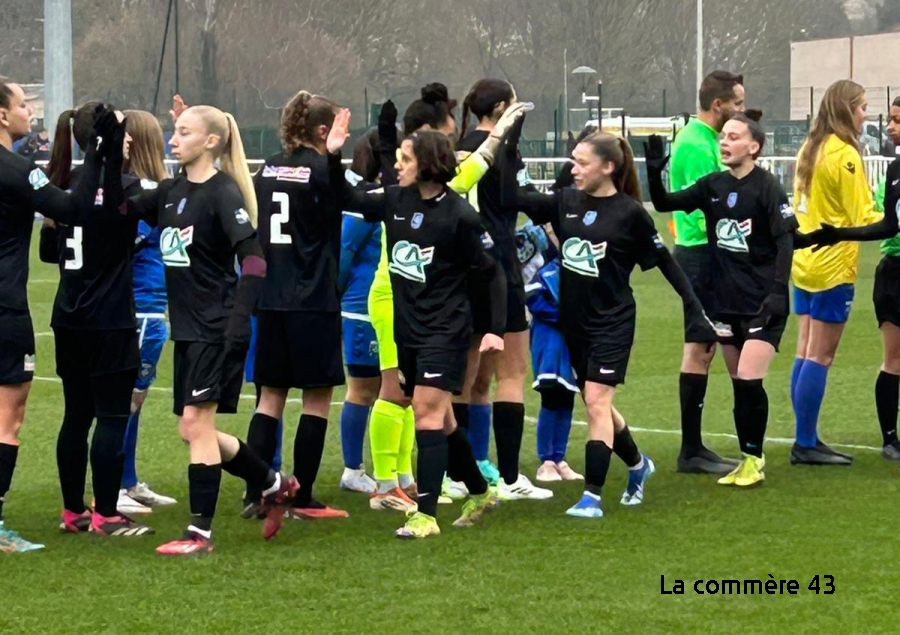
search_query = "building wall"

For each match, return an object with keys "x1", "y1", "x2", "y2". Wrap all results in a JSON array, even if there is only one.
[{"x1": 791, "y1": 31, "x2": 900, "y2": 119}]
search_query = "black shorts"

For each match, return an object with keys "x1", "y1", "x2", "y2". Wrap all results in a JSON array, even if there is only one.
[
  {"x1": 874, "y1": 256, "x2": 900, "y2": 327},
  {"x1": 716, "y1": 315, "x2": 787, "y2": 351},
  {"x1": 173, "y1": 341, "x2": 245, "y2": 416},
  {"x1": 0, "y1": 309, "x2": 35, "y2": 385},
  {"x1": 674, "y1": 245, "x2": 716, "y2": 343},
  {"x1": 54, "y1": 327, "x2": 140, "y2": 379},
  {"x1": 471, "y1": 277, "x2": 528, "y2": 335},
  {"x1": 565, "y1": 334, "x2": 634, "y2": 388},
  {"x1": 397, "y1": 345, "x2": 468, "y2": 397},
  {"x1": 254, "y1": 310, "x2": 345, "y2": 389}
]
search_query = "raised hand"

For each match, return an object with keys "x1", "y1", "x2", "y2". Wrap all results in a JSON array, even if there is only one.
[
  {"x1": 169, "y1": 94, "x2": 187, "y2": 124},
  {"x1": 643, "y1": 134, "x2": 670, "y2": 172},
  {"x1": 326, "y1": 108, "x2": 352, "y2": 155}
]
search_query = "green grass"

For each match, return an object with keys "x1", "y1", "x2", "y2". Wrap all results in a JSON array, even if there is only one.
[{"x1": 4, "y1": 226, "x2": 896, "y2": 634}]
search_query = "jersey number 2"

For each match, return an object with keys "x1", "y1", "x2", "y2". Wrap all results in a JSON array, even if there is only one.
[
  {"x1": 65, "y1": 226, "x2": 84, "y2": 270},
  {"x1": 271, "y1": 192, "x2": 291, "y2": 245}
]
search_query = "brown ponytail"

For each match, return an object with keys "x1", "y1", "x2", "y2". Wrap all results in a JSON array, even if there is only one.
[
  {"x1": 46, "y1": 101, "x2": 104, "y2": 189},
  {"x1": 581, "y1": 132, "x2": 642, "y2": 203},
  {"x1": 280, "y1": 90, "x2": 338, "y2": 155}
]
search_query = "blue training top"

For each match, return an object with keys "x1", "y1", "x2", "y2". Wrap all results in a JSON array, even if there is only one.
[
  {"x1": 132, "y1": 219, "x2": 167, "y2": 315},
  {"x1": 339, "y1": 170, "x2": 382, "y2": 318}
]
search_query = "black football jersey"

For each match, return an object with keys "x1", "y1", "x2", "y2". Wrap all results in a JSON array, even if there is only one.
[
  {"x1": 518, "y1": 188, "x2": 667, "y2": 341},
  {"x1": 0, "y1": 145, "x2": 100, "y2": 312},
  {"x1": 341, "y1": 183, "x2": 506, "y2": 349},
  {"x1": 42, "y1": 173, "x2": 149, "y2": 330},
  {"x1": 254, "y1": 147, "x2": 341, "y2": 311},
  {"x1": 128, "y1": 171, "x2": 255, "y2": 342},
  {"x1": 657, "y1": 166, "x2": 798, "y2": 317}
]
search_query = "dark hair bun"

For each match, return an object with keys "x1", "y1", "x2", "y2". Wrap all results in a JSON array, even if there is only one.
[
  {"x1": 421, "y1": 83, "x2": 449, "y2": 105},
  {"x1": 744, "y1": 108, "x2": 763, "y2": 122}
]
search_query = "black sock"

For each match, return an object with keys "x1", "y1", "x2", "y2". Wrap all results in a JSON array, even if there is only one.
[
  {"x1": 452, "y1": 402, "x2": 470, "y2": 432},
  {"x1": 731, "y1": 377, "x2": 748, "y2": 454},
  {"x1": 734, "y1": 378, "x2": 767, "y2": 458},
  {"x1": 221, "y1": 438, "x2": 275, "y2": 492},
  {"x1": 56, "y1": 404, "x2": 94, "y2": 515},
  {"x1": 0, "y1": 443, "x2": 19, "y2": 521},
  {"x1": 876, "y1": 371, "x2": 900, "y2": 446},
  {"x1": 245, "y1": 412, "x2": 280, "y2": 502},
  {"x1": 293, "y1": 414, "x2": 328, "y2": 508},
  {"x1": 679, "y1": 373, "x2": 708, "y2": 454},
  {"x1": 584, "y1": 440, "x2": 612, "y2": 496},
  {"x1": 493, "y1": 402, "x2": 524, "y2": 485},
  {"x1": 188, "y1": 463, "x2": 222, "y2": 532},
  {"x1": 446, "y1": 428, "x2": 488, "y2": 495},
  {"x1": 612, "y1": 426, "x2": 641, "y2": 468},
  {"x1": 90, "y1": 415, "x2": 128, "y2": 517},
  {"x1": 415, "y1": 430, "x2": 447, "y2": 518}
]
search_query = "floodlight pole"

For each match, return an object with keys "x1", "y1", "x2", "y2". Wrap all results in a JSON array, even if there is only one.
[{"x1": 44, "y1": 0, "x2": 74, "y2": 138}]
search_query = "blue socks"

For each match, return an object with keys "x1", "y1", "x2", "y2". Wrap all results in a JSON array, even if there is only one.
[
  {"x1": 468, "y1": 404, "x2": 492, "y2": 462},
  {"x1": 536, "y1": 408, "x2": 554, "y2": 462},
  {"x1": 793, "y1": 360, "x2": 829, "y2": 448},
  {"x1": 340, "y1": 402, "x2": 370, "y2": 469},
  {"x1": 536, "y1": 408, "x2": 575, "y2": 463},
  {"x1": 121, "y1": 409, "x2": 141, "y2": 490},
  {"x1": 790, "y1": 357, "x2": 804, "y2": 408}
]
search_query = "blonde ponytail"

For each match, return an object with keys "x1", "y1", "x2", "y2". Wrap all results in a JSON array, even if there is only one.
[{"x1": 220, "y1": 112, "x2": 258, "y2": 227}]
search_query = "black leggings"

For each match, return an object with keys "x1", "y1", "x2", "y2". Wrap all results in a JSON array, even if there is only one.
[{"x1": 57, "y1": 368, "x2": 137, "y2": 517}]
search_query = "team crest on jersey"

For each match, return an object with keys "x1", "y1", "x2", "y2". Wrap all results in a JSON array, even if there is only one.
[
  {"x1": 177, "y1": 198, "x2": 187, "y2": 215},
  {"x1": 389, "y1": 240, "x2": 434, "y2": 282},
  {"x1": 160, "y1": 225, "x2": 194, "y2": 267},
  {"x1": 262, "y1": 165, "x2": 311, "y2": 183},
  {"x1": 28, "y1": 168, "x2": 49, "y2": 191},
  {"x1": 727, "y1": 192, "x2": 738, "y2": 208},
  {"x1": 561, "y1": 237, "x2": 607, "y2": 277},
  {"x1": 715, "y1": 218, "x2": 752, "y2": 253},
  {"x1": 583, "y1": 211, "x2": 597, "y2": 226},
  {"x1": 411, "y1": 213, "x2": 424, "y2": 229},
  {"x1": 234, "y1": 208, "x2": 250, "y2": 225}
]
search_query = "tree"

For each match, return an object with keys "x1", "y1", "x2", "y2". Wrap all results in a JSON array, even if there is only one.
[{"x1": 877, "y1": 0, "x2": 900, "y2": 30}]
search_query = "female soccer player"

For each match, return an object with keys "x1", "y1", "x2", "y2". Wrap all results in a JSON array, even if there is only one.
[
  {"x1": 500, "y1": 114, "x2": 716, "y2": 519},
  {"x1": 118, "y1": 110, "x2": 177, "y2": 514},
  {"x1": 646, "y1": 114, "x2": 798, "y2": 486},
  {"x1": 0, "y1": 80, "x2": 116, "y2": 553},
  {"x1": 109, "y1": 105, "x2": 293, "y2": 555},
  {"x1": 41, "y1": 104, "x2": 157, "y2": 536},
  {"x1": 790, "y1": 80, "x2": 880, "y2": 466},
  {"x1": 456, "y1": 79, "x2": 551, "y2": 500},
  {"x1": 245, "y1": 90, "x2": 350, "y2": 519},
  {"x1": 366, "y1": 88, "x2": 526, "y2": 511},
  {"x1": 334, "y1": 123, "x2": 507, "y2": 539},
  {"x1": 803, "y1": 96, "x2": 900, "y2": 460}
]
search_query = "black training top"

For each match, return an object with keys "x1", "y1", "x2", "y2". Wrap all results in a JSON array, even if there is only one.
[
  {"x1": 0, "y1": 145, "x2": 101, "y2": 313},
  {"x1": 254, "y1": 147, "x2": 341, "y2": 312},
  {"x1": 128, "y1": 171, "x2": 255, "y2": 342},
  {"x1": 651, "y1": 166, "x2": 798, "y2": 317},
  {"x1": 515, "y1": 188, "x2": 666, "y2": 342},
  {"x1": 333, "y1": 156, "x2": 506, "y2": 349},
  {"x1": 41, "y1": 173, "x2": 148, "y2": 330}
]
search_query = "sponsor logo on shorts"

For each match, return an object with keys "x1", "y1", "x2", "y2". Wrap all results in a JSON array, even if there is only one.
[
  {"x1": 28, "y1": 168, "x2": 49, "y2": 190},
  {"x1": 423, "y1": 372, "x2": 443, "y2": 379},
  {"x1": 261, "y1": 165, "x2": 311, "y2": 183},
  {"x1": 715, "y1": 218, "x2": 752, "y2": 253},
  {"x1": 748, "y1": 327, "x2": 763, "y2": 334},
  {"x1": 561, "y1": 237, "x2": 607, "y2": 278},
  {"x1": 389, "y1": 240, "x2": 434, "y2": 283},
  {"x1": 160, "y1": 225, "x2": 194, "y2": 267},
  {"x1": 598, "y1": 368, "x2": 615, "y2": 375},
  {"x1": 23, "y1": 354, "x2": 35, "y2": 372},
  {"x1": 191, "y1": 387, "x2": 212, "y2": 397}
]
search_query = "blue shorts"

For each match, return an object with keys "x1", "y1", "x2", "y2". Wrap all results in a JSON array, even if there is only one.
[
  {"x1": 342, "y1": 313, "x2": 379, "y2": 377},
  {"x1": 794, "y1": 284, "x2": 855, "y2": 324},
  {"x1": 135, "y1": 315, "x2": 168, "y2": 391}
]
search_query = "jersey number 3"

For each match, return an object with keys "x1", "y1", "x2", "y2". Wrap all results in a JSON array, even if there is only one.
[
  {"x1": 65, "y1": 226, "x2": 84, "y2": 270},
  {"x1": 271, "y1": 192, "x2": 291, "y2": 245}
]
